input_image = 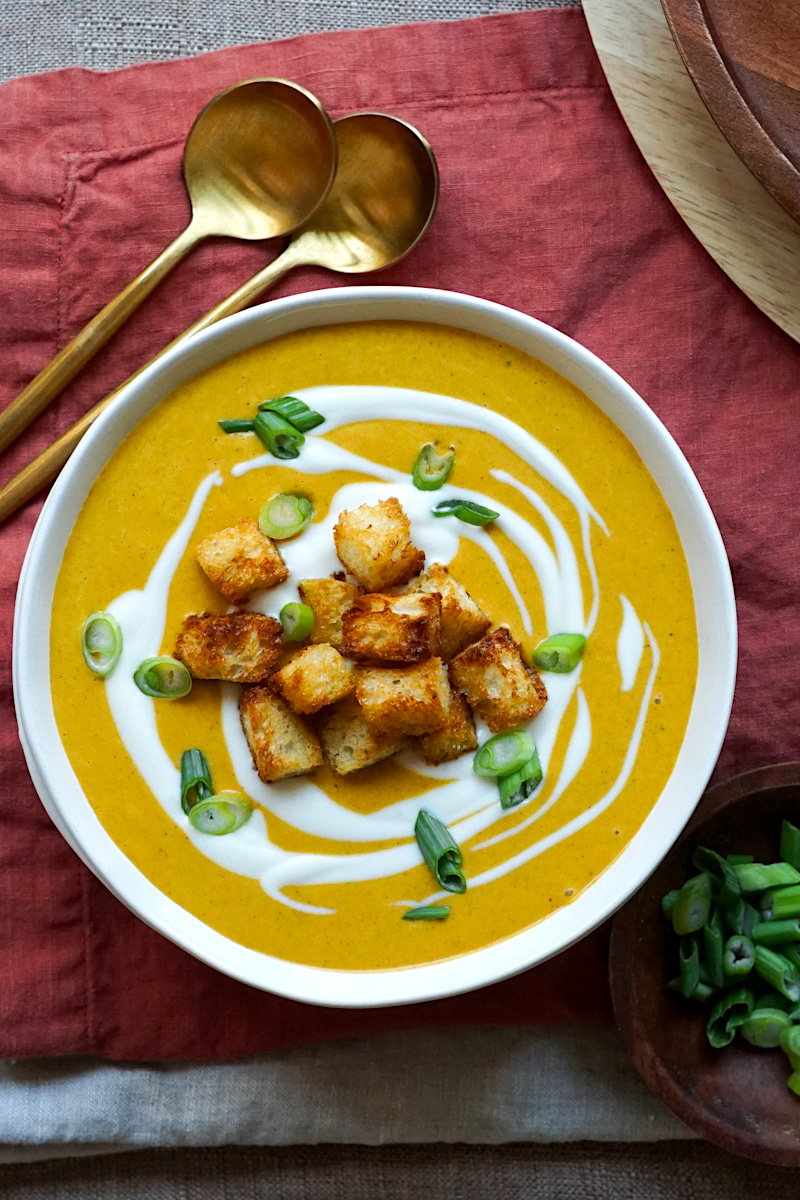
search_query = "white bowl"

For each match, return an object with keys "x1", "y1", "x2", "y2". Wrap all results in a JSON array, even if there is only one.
[{"x1": 13, "y1": 286, "x2": 737, "y2": 1007}]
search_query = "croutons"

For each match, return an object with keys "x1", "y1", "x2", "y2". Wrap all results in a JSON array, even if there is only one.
[
  {"x1": 297, "y1": 577, "x2": 360, "y2": 648},
  {"x1": 333, "y1": 498, "x2": 424, "y2": 591},
  {"x1": 196, "y1": 518, "x2": 288, "y2": 603},
  {"x1": 239, "y1": 686, "x2": 323, "y2": 782},
  {"x1": 317, "y1": 698, "x2": 410, "y2": 775},
  {"x1": 409, "y1": 563, "x2": 491, "y2": 659},
  {"x1": 341, "y1": 592, "x2": 441, "y2": 663},
  {"x1": 355, "y1": 657, "x2": 451, "y2": 737},
  {"x1": 270, "y1": 644, "x2": 355, "y2": 715},
  {"x1": 174, "y1": 611, "x2": 283, "y2": 684},
  {"x1": 419, "y1": 688, "x2": 478, "y2": 765},
  {"x1": 449, "y1": 626, "x2": 547, "y2": 732}
]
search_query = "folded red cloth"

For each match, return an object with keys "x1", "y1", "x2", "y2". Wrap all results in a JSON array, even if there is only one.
[{"x1": 0, "y1": 8, "x2": 795, "y2": 1060}]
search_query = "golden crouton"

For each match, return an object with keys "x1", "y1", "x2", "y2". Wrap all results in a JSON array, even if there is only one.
[
  {"x1": 271, "y1": 644, "x2": 355, "y2": 715},
  {"x1": 341, "y1": 592, "x2": 441, "y2": 663},
  {"x1": 333, "y1": 498, "x2": 424, "y2": 591},
  {"x1": 196, "y1": 518, "x2": 288, "y2": 604},
  {"x1": 174, "y1": 611, "x2": 283, "y2": 684},
  {"x1": 317, "y1": 698, "x2": 410, "y2": 775},
  {"x1": 239, "y1": 686, "x2": 323, "y2": 782},
  {"x1": 449, "y1": 626, "x2": 548, "y2": 732},
  {"x1": 409, "y1": 562, "x2": 491, "y2": 659},
  {"x1": 419, "y1": 688, "x2": 478, "y2": 765},
  {"x1": 355, "y1": 657, "x2": 451, "y2": 737},
  {"x1": 297, "y1": 577, "x2": 360, "y2": 648}
]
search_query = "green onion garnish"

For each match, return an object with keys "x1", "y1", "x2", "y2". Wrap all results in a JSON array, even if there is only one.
[
  {"x1": 258, "y1": 395, "x2": 325, "y2": 433},
  {"x1": 531, "y1": 633, "x2": 587, "y2": 674},
  {"x1": 253, "y1": 410, "x2": 305, "y2": 460},
  {"x1": 723, "y1": 934, "x2": 755, "y2": 978},
  {"x1": 692, "y1": 846, "x2": 742, "y2": 909},
  {"x1": 741, "y1": 1007, "x2": 792, "y2": 1048},
  {"x1": 734, "y1": 862, "x2": 800, "y2": 892},
  {"x1": 781, "y1": 1024, "x2": 800, "y2": 1069},
  {"x1": 753, "y1": 919, "x2": 800, "y2": 946},
  {"x1": 412, "y1": 443, "x2": 455, "y2": 491},
  {"x1": 679, "y1": 935, "x2": 701, "y2": 998},
  {"x1": 218, "y1": 419, "x2": 255, "y2": 434},
  {"x1": 782, "y1": 821, "x2": 800, "y2": 871},
  {"x1": 725, "y1": 897, "x2": 758, "y2": 937},
  {"x1": 181, "y1": 748, "x2": 213, "y2": 815},
  {"x1": 671, "y1": 873, "x2": 713, "y2": 935},
  {"x1": 80, "y1": 611, "x2": 123, "y2": 677},
  {"x1": 703, "y1": 913, "x2": 725, "y2": 988},
  {"x1": 661, "y1": 889, "x2": 679, "y2": 919},
  {"x1": 402, "y1": 905, "x2": 451, "y2": 921},
  {"x1": 727, "y1": 854, "x2": 755, "y2": 865},
  {"x1": 499, "y1": 751, "x2": 543, "y2": 809},
  {"x1": 414, "y1": 810, "x2": 467, "y2": 894},
  {"x1": 754, "y1": 946, "x2": 800, "y2": 1002},
  {"x1": 762, "y1": 884, "x2": 800, "y2": 922},
  {"x1": 133, "y1": 656, "x2": 192, "y2": 699},
  {"x1": 280, "y1": 602, "x2": 314, "y2": 642},
  {"x1": 432, "y1": 498, "x2": 499, "y2": 526},
  {"x1": 188, "y1": 792, "x2": 252, "y2": 836},
  {"x1": 707, "y1": 986, "x2": 755, "y2": 1049},
  {"x1": 258, "y1": 493, "x2": 313, "y2": 540},
  {"x1": 473, "y1": 731, "x2": 536, "y2": 778}
]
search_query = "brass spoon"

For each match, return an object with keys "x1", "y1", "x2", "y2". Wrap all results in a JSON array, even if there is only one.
[
  {"x1": 0, "y1": 77, "x2": 336, "y2": 456},
  {"x1": 0, "y1": 112, "x2": 438, "y2": 523}
]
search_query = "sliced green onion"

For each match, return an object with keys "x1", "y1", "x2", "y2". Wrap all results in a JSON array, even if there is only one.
[
  {"x1": 781, "y1": 821, "x2": 800, "y2": 871},
  {"x1": 727, "y1": 854, "x2": 755, "y2": 866},
  {"x1": 473, "y1": 731, "x2": 536, "y2": 779},
  {"x1": 81, "y1": 611, "x2": 123, "y2": 677},
  {"x1": 734, "y1": 861, "x2": 800, "y2": 892},
  {"x1": 133, "y1": 656, "x2": 192, "y2": 699},
  {"x1": 499, "y1": 751, "x2": 543, "y2": 809},
  {"x1": 741, "y1": 1007, "x2": 792, "y2": 1048},
  {"x1": 253, "y1": 410, "x2": 305, "y2": 459},
  {"x1": 188, "y1": 792, "x2": 252, "y2": 836},
  {"x1": 661, "y1": 889, "x2": 679, "y2": 919},
  {"x1": 780, "y1": 1024, "x2": 800, "y2": 1069},
  {"x1": 402, "y1": 905, "x2": 451, "y2": 921},
  {"x1": 679, "y1": 935, "x2": 701, "y2": 998},
  {"x1": 788, "y1": 1072, "x2": 800, "y2": 1097},
  {"x1": 415, "y1": 810, "x2": 466, "y2": 894},
  {"x1": 761, "y1": 884, "x2": 800, "y2": 922},
  {"x1": 671, "y1": 873, "x2": 713, "y2": 935},
  {"x1": 258, "y1": 395, "x2": 325, "y2": 432},
  {"x1": 707, "y1": 986, "x2": 755, "y2": 1049},
  {"x1": 668, "y1": 976, "x2": 714, "y2": 1002},
  {"x1": 531, "y1": 633, "x2": 587, "y2": 674},
  {"x1": 432, "y1": 498, "x2": 499, "y2": 527},
  {"x1": 279, "y1": 602, "x2": 314, "y2": 642},
  {"x1": 218, "y1": 418, "x2": 255, "y2": 434},
  {"x1": 180, "y1": 748, "x2": 213, "y2": 815},
  {"x1": 412, "y1": 443, "x2": 455, "y2": 491},
  {"x1": 754, "y1": 992, "x2": 793, "y2": 1012},
  {"x1": 692, "y1": 846, "x2": 741, "y2": 909},
  {"x1": 753, "y1": 919, "x2": 800, "y2": 946},
  {"x1": 703, "y1": 916, "x2": 725, "y2": 989},
  {"x1": 780, "y1": 944, "x2": 800, "y2": 975},
  {"x1": 754, "y1": 946, "x2": 800, "y2": 1001},
  {"x1": 259, "y1": 493, "x2": 313, "y2": 540},
  {"x1": 725, "y1": 897, "x2": 759, "y2": 937},
  {"x1": 723, "y1": 934, "x2": 755, "y2": 978}
]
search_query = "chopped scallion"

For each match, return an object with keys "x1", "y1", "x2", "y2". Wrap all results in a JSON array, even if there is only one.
[
  {"x1": 671, "y1": 873, "x2": 713, "y2": 935},
  {"x1": 473, "y1": 731, "x2": 536, "y2": 779},
  {"x1": 259, "y1": 493, "x2": 313, "y2": 540},
  {"x1": 180, "y1": 748, "x2": 213, "y2": 815},
  {"x1": 741, "y1": 1007, "x2": 792, "y2": 1048},
  {"x1": 499, "y1": 751, "x2": 543, "y2": 809},
  {"x1": 80, "y1": 611, "x2": 123, "y2": 677},
  {"x1": 133, "y1": 656, "x2": 192, "y2": 699},
  {"x1": 734, "y1": 862, "x2": 800, "y2": 892},
  {"x1": 279, "y1": 602, "x2": 314, "y2": 642},
  {"x1": 761, "y1": 884, "x2": 800, "y2": 922},
  {"x1": 707, "y1": 987, "x2": 755, "y2": 1049},
  {"x1": 703, "y1": 916, "x2": 725, "y2": 989},
  {"x1": 432, "y1": 498, "x2": 499, "y2": 526},
  {"x1": 692, "y1": 846, "x2": 742, "y2": 909},
  {"x1": 754, "y1": 946, "x2": 800, "y2": 1002},
  {"x1": 723, "y1": 934, "x2": 755, "y2": 978},
  {"x1": 402, "y1": 905, "x2": 450, "y2": 921},
  {"x1": 752, "y1": 919, "x2": 800, "y2": 946},
  {"x1": 188, "y1": 792, "x2": 252, "y2": 836},
  {"x1": 412, "y1": 443, "x2": 455, "y2": 491},
  {"x1": 531, "y1": 633, "x2": 586, "y2": 673},
  {"x1": 781, "y1": 821, "x2": 800, "y2": 871},
  {"x1": 780, "y1": 1024, "x2": 800, "y2": 1069},
  {"x1": 679, "y1": 935, "x2": 701, "y2": 998},
  {"x1": 253, "y1": 410, "x2": 305, "y2": 459},
  {"x1": 415, "y1": 810, "x2": 467, "y2": 894},
  {"x1": 218, "y1": 418, "x2": 255, "y2": 434},
  {"x1": 661, "y1": 889, "x2": 679, "y2": 920},
  {"x1": 258, "y1": 395, "x2": 325, "y2": 432}
]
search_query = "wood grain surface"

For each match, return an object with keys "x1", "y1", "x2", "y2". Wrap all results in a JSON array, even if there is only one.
[
  {"x1": 661, "y1": 0, "x2": 800, "y2": 223},
  {"x1": 611, "y1": 763, "x2": 800, "y2": 1167},
  {"x1": 582, "y1": 0, "x2": 800, "y2": 344}
]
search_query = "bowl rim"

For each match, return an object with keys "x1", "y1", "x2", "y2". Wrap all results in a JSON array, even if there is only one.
[{"x1": 13, "y1": 284, "x2": 738, "y2": 1007}]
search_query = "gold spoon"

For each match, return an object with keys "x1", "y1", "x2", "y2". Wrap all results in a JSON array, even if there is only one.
[
  {"x1": 0, "y1": 112, "x2": 439, "y2": 523},
  {"x1": 0, "y1": 77, "x2": 336, "y2": 457}
]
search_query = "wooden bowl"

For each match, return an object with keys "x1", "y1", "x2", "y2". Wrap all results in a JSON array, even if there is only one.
[{"x1": 611, "y1": 763, "x2": 800, "y2": 1166}]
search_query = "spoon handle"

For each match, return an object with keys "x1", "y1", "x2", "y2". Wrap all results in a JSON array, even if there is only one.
[
  {"x1": 0, "y1": 243, "x2": 306, "y2": 524},
  {"x1": 0, "y1": 221, "x2": 201, "y2": 458}
]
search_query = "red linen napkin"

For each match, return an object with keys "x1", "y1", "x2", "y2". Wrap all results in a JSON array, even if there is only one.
[{"x1": 0, "y1": 9, "x2": 796, "y2": 1061}]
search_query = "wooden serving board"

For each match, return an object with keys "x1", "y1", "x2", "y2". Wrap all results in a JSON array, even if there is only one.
[
  {"x1": 661, "y1": 0, "x2": 800, "y2": 224},
  {"x1": 582, "y1": 0, "x2": 800, "y2": 345}
]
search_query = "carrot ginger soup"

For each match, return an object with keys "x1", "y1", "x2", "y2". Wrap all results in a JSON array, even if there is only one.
[{"x1": 50, "y1": 322, "x2": 698, "y2": 970}]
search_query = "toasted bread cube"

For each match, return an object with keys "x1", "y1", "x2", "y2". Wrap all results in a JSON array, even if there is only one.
[
  {"x1": 271, "y1": 644, "x2": 355, "y2": 715},
  {"x1": 409, "y1": 563, "x2": 491, "y2": 659},
  {"x1": 333, "y1": 498, "x2": 424, "y2": 591},
  {"x1": 297, "y1": 577, "x2": 360, "y2": 648},
  {"x1": 239, "y1": 686, "x2": 322, "y2": 782},
  {"x1": 449, "y1": 626, "x2": 547, "y2": 732},
  {"x1": 317, "y1": 698, "x2": 410, "y2": 775},
  {"x1": 174, "y1": 611, "x2": 283, "y2": 684},
  {"x1": 355, "y1": 657, "x2": 451, "y2": 737},
  {"x1": 419, "y1": 688, "x2": 478, "y2": 765},
  {"x1": 341, "y1": 592, "x2": 441, "y2": 663},
  {"x1": 196, "y1": 518, "x2": 288, "y2": 604}
]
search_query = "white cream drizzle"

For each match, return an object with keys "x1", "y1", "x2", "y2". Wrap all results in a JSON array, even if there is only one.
[
  {"x1": 618, "y1": 594, "x2": 645, "y2": 692},
  {"x1": 102, "y1": 385, "x2": 661, "y2": 916}
]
